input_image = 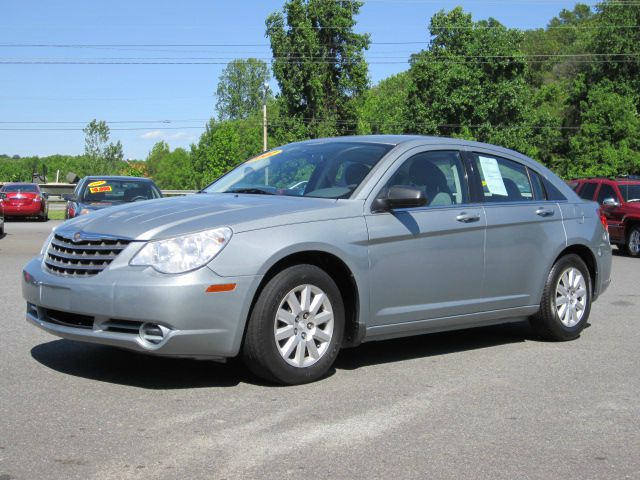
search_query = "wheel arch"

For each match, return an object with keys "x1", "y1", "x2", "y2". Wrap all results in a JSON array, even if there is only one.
[
  {"x1": 245, "y1": 249, "x2": 364, "y2": 349},
  {"x1": 553, "y1": 243, "x2": 598, "y2": 295}
]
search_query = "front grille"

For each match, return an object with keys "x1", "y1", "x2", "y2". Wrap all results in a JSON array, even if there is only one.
[
  {"x1": 44, "y1": 233, "x2": 131, "y2": 277},
  {"x1": 45, "y1": 308, "x2": 94, "y2": 329}
]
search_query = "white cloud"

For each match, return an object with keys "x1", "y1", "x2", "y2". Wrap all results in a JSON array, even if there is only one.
[{"x1": 141, "y1": 130, "x2": 194, "y2": 141}]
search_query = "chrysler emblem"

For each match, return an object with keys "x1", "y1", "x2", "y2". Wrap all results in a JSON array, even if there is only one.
[{"x1": 73, "y1": 232, "x2": 82, "y2": 243}]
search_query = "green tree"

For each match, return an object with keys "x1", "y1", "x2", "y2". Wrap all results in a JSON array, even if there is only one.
[
  {"x1": 145, "y1": 141, "x2": 195, "y2": 189},
  {"x1": 357, "y1": 72, "x2": 411, "y2": 135},
  {"x1": 566, "y1": 81, "x2": 640, "y2": 177},
  {"x1": 216, "y1": 58, "x2": 271, "y2": 121},
  {"x1": 406, "y1": 8, "x2": 535, "y2": 153},
  {"x1": 266, "y1": 0, "x2": 370, "y2": 137},
  {"x1": 190, "y1": 118, "x2": 263, "y2": 189},
  {"x1": 82, "y1": 119, "x2": 124, "y2": 174}
]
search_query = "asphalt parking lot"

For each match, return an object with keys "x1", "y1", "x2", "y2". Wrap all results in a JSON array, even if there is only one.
[{"x1": 0, "y1": 220, "x2": 639, "y2": 480}]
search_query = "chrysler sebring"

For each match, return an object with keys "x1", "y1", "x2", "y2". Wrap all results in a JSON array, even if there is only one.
[{"x1": 22, "y1": 136, "x2": 612, "y2": 384}]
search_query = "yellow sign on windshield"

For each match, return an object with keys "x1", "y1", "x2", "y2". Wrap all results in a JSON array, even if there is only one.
[
  {"x1": 88, "y1": 180, "x2": 107, "y2": 187},
  {"x1": 246, "y1": 149, "x2": 282, "y2": 163}
]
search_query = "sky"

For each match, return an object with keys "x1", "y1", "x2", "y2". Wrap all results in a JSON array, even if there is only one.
[{"x1": 1, "y1": 0, "x2": 598, "y2": 160}]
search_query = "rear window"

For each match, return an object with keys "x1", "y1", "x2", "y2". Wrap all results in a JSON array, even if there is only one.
[{"x1": 2, "y1": 184, "x2": 38, "y2": 193}]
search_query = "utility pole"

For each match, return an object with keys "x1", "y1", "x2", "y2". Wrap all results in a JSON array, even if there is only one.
[{"x1": 262, "y1": 82, "x2": 269, "y2": 152}]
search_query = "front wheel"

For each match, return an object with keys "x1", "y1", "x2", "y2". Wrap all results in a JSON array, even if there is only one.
[
  {"x1": 625, "y1": 225, "x2": 640, "y2": 257},
  {"x1": 242, "y1": 264, "x2": 345, "y2": 385},
  {"x1": 530, "y1": 254, "x2": 591, "y2": 341}
]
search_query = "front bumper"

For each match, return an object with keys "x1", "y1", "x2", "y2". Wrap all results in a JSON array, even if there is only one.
[{"x1": 22, "y1": 254, "x2": 262, "y2": 359}]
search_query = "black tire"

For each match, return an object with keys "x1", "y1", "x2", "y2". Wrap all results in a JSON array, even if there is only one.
[
  {"x1": 530, "y1": 254, "x2": 591, "y2": 341},
  {"x1": 624, "y1": 224, "x2": 640, "y2": 257},
  {"x1": 242, "y1": 264, "x2": 345, "y2": 385},
  {"x1": 39, "y1": 213, "x2": 49, "y2": 222}
]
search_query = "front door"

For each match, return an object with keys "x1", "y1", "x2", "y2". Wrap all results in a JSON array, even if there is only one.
[{"x1": 365, "y1": 149, "x2": 486, "y2": 328}]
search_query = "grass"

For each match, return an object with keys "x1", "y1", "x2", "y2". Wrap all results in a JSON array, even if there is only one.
[{"x1": 48, "y1": 210, "x2": 66, "y2": 221}]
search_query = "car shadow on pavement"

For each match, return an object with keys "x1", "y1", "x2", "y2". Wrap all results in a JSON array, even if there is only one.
[
  {"x1": 31, "y1": 339, "x2": 251, "y2": 389},
  {"x1": 335, "y1": 321, "x2": 534, "y2": 370},
  {"x1": 32, "y1": 321, "x2": 541, "y2": 387}
]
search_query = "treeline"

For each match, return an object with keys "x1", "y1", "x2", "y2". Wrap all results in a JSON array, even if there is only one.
[{"x1": 1, "y1": 0, "x2": 639, "y2": 189}]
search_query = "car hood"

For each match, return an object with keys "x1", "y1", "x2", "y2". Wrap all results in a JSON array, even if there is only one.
[{"x1": 58, "y1": 193, "x2": 363, "y2": 240}]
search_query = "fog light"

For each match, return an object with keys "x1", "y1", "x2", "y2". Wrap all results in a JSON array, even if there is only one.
[{"x1": 139, "y1": 322, "x2": 170, "y2": 346}]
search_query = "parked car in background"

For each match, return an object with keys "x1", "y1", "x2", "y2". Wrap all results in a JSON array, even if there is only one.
[
  {"x1": 0, "y1": 209, "x2": 4, "y2": 236},
  {"x1": 64, "y1": 176, "x2": 162, "y2": 219},
  {"x1": 23, "y1": 136, "x2": 612, "y2": 385},
  {"x1": 0, "y1": 183, "x2": 49, "y2": 221},
  {"x1": 573, "y1": 176, "x2": 640, "y2": 257}
]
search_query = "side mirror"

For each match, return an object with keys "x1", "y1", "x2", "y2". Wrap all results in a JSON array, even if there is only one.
[
  {"x1": 602, "y1": 197, "x2": 620, "y2": 207},
  {"x1": 42, "y1": 192, "x2": 49, "y2": 199},
  {"x1": 61, "y1": 193, "x2": 75, "y2": 202},
  {"x1": 372, "y1": 185, "x2": 427, "y2": 212}
]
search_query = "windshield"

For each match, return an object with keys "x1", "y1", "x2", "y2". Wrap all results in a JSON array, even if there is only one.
[
  {"x1": 80, "y1": 179, "x2": 161, "y2": 203},
  {"x1": 204, "y1": 142, "x2": 393, "y2": 199},
  {"x1": 2, "y1": 184, "x2": 38, "y2": 193},
  {"x1": 619, "y1": 184, "x2": 640, "y2": 202}
]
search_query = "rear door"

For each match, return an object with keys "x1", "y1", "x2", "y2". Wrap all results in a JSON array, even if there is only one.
[{"x1": 468, "y1": 151, "x2": 566, "y2": 310}]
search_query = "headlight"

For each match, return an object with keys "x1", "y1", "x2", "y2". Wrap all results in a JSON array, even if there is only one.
[
  {"x1": 40, "y1": 231, "x2": 55, "y2": 256},
  {"x1": 130, "y1": 227, "x2": 232, "y2": 274}
]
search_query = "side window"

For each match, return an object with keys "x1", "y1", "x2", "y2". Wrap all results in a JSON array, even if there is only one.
[
  {"x1": 542, "y1": 177, "x2": 567, "y2": 201},
  {"x1": 473, "y1": 154, "x2": 533, "y2": 202},
  {"x1": 578, "y1": 182, "x2": 597, "y2": 200},
  {"x1": 597, "y1": 184, "x2": 618, "y2": 204},
  {"x1": 528, "y1": 169, "x2": 546, "y2": 200},
  {"x1": 382, "y1": 150, "x2": 468, "y2": 206}
]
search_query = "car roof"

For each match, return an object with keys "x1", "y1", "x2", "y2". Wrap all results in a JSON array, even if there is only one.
[
  {"x1": 291, "y1": 135, "x2": 537, "y2": 162},
  {"x1": 82, "y1": 176, "x2": 153, "y2": 181}
]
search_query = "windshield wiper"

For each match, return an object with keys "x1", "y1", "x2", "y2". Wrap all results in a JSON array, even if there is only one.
[{"x1": 225, "y1": 188, "x2": 275, "y2": 195}]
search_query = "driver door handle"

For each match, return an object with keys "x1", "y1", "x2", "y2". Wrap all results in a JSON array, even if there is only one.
[{"x1": 456, "y1": 212, "x2": 481, "y2": 223}]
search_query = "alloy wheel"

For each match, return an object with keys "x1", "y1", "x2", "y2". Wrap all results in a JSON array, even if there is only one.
[
  {"x1": 273, "y1": 284, "x2": 334, "y2": 368},
  {"x1": 554, "y1": 267, "x2": 588, "y2": 328}
]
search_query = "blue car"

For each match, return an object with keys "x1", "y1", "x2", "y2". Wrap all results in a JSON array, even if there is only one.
[{"x1": 64, "y1": 176, "x2": 162, "y2": 219}]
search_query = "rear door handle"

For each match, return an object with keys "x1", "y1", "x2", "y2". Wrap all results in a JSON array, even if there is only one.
[
  {"x1": 456, "y1": 212, "x2": 481, "y2": 223},
  {"x1": 536, "y1": 207, "x2": 555, "y2": 217}
]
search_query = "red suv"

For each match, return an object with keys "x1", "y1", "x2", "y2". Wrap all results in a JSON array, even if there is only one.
[{"x1": 573, "y1": 177, "x2": 640, "y2": 257}]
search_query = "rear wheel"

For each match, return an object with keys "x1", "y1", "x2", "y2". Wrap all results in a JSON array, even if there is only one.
[
  {"x1": 242, "y1": 264, "x2": 344, "y2": 385},
  {"x1": 530, "y1": 254, "x2": 591, "y2": 341},
  {"x1": 625, "y1": 225, "x2": 640, "y2": 257}
]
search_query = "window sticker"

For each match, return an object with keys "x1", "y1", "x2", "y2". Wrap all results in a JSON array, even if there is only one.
[
  {"x1": 247, "y1": 149, "x2": 282, "y2": 163},
  {"x1": 478, "y1": 156, "x2": 507, "y2": 196},
  {"x1": 88, "y1": 180, "x2": 107, "y2": 187},
  {"x1": 89, "y1": 185, "x2": 112, "y2": 194}
]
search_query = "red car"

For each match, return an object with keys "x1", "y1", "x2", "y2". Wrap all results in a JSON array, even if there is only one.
[
  {"x1": 0, "y1": 183, "x2": 49, "y2": 221},
  {"x1": 573, "y1": 177, "x2": 640, "y2": 257}
]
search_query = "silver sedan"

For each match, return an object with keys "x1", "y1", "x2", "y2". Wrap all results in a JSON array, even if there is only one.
[{"x1": 22, "y1": 136, "x2": 612, "y2": 384}]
